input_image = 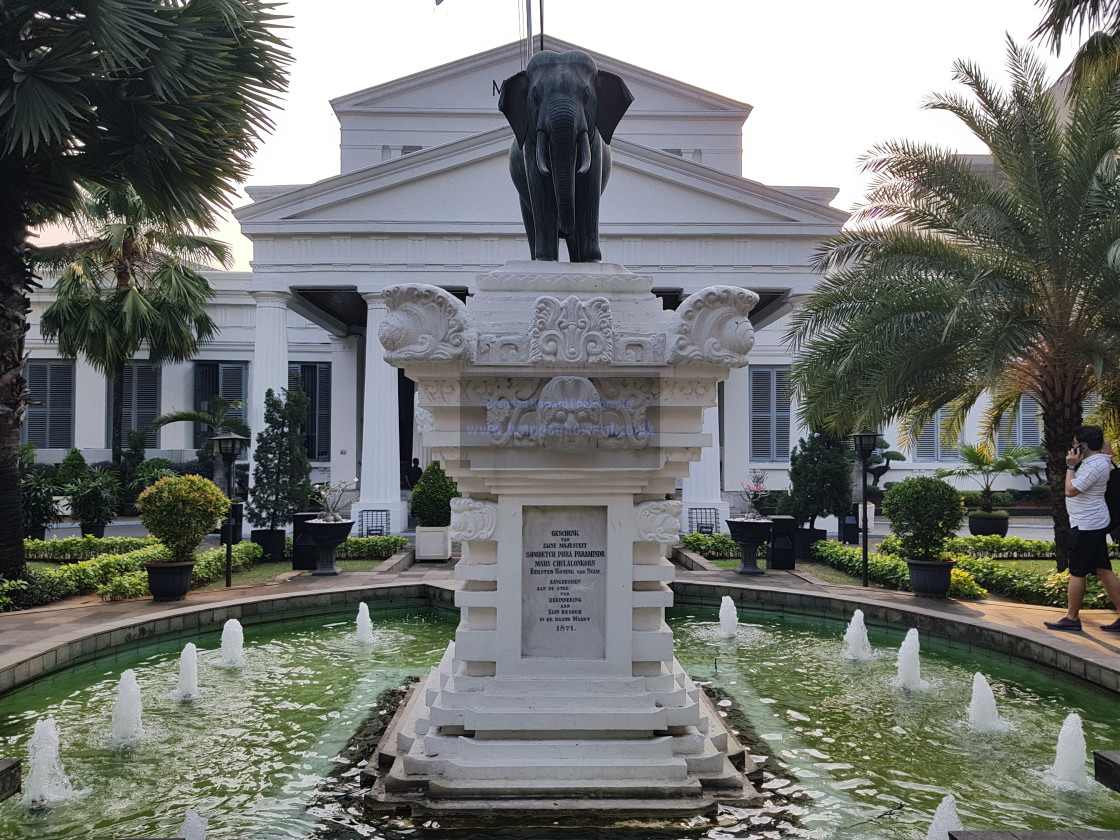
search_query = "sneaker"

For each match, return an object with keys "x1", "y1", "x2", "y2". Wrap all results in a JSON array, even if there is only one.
[
  {"x1": 1100, "y1": 620, "x2": 1120, "y2": 633},
  {"x1": 1044, "y1": 617, "x2": 1083, "y2": 631}
]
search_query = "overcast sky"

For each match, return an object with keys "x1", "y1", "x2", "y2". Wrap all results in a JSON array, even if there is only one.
[{"x1": 39, "y1": 0, "x2": 1086, "y2": 269}]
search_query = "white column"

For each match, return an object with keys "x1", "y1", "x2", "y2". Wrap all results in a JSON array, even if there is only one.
[
  {"x1": 353, "y1": 292, "x2": 408, "y2": 533},
  {"x1": 158, "y1": 361, "x2": 194, "y2": 457},
  {"x1": 329, "y1": 336, "x2": 359, "y2": 487},
  {"x1": 74, "y1": 357, "x2": 108, "y2": 457},
  {"x1": 248, "y1": 291, "x2": 291, "y2": 473},
  {"x1": 682, "y1": 404, "x2": 730, "y2": 532}
]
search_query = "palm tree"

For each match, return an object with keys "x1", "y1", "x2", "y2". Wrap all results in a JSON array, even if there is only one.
[
  {"x1": 35, "y1": 186, "x2": 231, "y2": 462},
  {"x1": 1034, "y1": 0, "x2": 1120, "y2": 52},
  {"x1": 0, "y1": 0, "x2": 289, "y2": 580},
  {"x1": 149, "y1": 395, "x2": 251, "y2": 476},
  {"x1": 786, "y1": 41, "x2": 1120, "y2": 566},
  {"x1": 934, "y1": 443, "x2": 1043, "y2": 512}
]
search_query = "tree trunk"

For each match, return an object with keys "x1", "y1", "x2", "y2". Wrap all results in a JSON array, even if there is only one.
[
  {"x1": 0, "y1": 180, "x2": 32, "y2": 580},
  {"x1": 1042, "y1": 390, "x2": 1082, "y2": 572},
  {"x1": 111, "y1": 361, "x2": 125, "y2": 466}
]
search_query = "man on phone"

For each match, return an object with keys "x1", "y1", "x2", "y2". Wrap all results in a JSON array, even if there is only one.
[{"x1": 1044, "y1": 425, "x2": 1120, "y2": 631}]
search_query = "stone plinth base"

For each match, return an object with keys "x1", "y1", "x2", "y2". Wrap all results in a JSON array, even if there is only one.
[{"x1": 364, "y1": 656, "x2": 758, "y2": 821}]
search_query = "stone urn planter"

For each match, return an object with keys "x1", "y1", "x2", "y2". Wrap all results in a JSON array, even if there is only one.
[
  {"x1": 306, "y1": 519, "x2": 355, "y2": 576},
  {"x1": 726, "y1": 518, "x2": 771, "y2": 575},
  {"x1": 905, "y1": 558, "x2": 957, "y2": 599},
  {"x1": 143, "y1": 561, "x2": 197, "y2": 602}
]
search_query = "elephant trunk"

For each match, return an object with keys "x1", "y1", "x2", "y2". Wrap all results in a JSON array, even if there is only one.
[{"x1": 545, "y1": 102, "x2": 581, "y2": 234}]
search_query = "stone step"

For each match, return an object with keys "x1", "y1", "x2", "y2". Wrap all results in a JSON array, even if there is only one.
[
  {"x1": 423, "y1": 776, "x2": 707, "y2": 801},
  {"x1": 416, "y1": 733, "x2": 677, "y2": 760},
  {"x1": 404, "y1": 754, "x2": 691, "y2": 781},
  {"x1": 428, "y1": 704, "x2": 670, "y2": 730}
]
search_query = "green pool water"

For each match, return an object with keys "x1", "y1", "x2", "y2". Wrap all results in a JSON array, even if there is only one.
[{"x1": 0, "y1": 605, "x2": 1118, "y2": 839}]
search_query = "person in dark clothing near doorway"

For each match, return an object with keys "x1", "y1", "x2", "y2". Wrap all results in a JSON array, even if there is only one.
[{"x1": 405, "y1": 458, "x2": 423, "y2": 489}]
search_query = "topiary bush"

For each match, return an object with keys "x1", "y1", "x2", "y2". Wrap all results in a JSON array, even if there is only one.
[
  {"x1": 55, "y1": 447, "x2": 90, "y2": 490},
  {"x1": 137, "y1": 475, "x2": 229, "y2": 562},
  {"x1": 783, "y1": 432, "x2": 852, "y2": 527},
  {"x1": 882, "y1": 477, "x2": 965, "y2": 562},
  {"x1": 409, "y1": 462, "x2": 460, "y2": 527}
]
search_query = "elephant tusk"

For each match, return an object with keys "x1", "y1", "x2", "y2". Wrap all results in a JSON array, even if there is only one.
[
  {"x1": 535, "y1": 130, "x2": 550, "y2": 176},
  {"x1": 577, "y1": 131, "x2": 592, "y2": 177}
]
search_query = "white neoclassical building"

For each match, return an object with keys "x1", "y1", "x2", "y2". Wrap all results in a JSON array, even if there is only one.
[{"x1": 24, "y1": 38, "x2": 1046, "y2": 530}]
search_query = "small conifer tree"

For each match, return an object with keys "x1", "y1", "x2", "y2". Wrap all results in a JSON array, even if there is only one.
[
  {"x1": 782, "y1": 431, "x2": 853, "y2": 528},
  {"x1": 246, "y1": 383, "x2": 313, "y2": 529},
  {"x1": 410, "y1": 461, "x2": 460, "y2": 527}
]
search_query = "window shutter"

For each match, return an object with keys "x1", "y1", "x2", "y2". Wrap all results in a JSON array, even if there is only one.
[
  {"x1": 915, "y1": 420, "x2": 937, "y2": 461},
  {"x1": 750, "y1": 368, "x2": 773, "y2": 462},
  {"x1": 1020, "y1": 397, "x2": 1041, "y2": 447},
  {"x1": 218, "y1": 363, "x2": 246, "y2": 431},
  {"x1": 317, "y1": 364, "x2": 332, "y2": 460},
  {"x1": 774, "y1": 368, "x2": 790, "y2": 462},
  {"x1": 24, "y1": 363, "x2": 49, "y2": 446},
  {"x1": 46, "y1": 364, "x2": 74, "y2": 449}
]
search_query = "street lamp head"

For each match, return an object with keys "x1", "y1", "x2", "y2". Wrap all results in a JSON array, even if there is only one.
[
  {"x1": 211, "y1": 431, "x2": 250, "y2": 461},
  {"x1": 850, "y1": 428, "x2": 879, "y2": 463}
]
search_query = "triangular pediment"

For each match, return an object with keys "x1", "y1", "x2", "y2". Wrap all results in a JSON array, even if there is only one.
[
  {"x1": 331, "y1": 36, "x2": 751, "y2": 120},
  {"x1": 235, "y1": 128, "x2": 847, "y2": 233}
]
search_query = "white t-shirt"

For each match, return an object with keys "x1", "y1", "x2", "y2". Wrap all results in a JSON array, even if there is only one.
[{"x1": 1068, "y1": 452, "x2": 1112, "y2": 530}]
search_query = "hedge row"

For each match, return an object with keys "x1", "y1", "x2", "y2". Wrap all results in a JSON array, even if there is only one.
[
  {"x1": 811, "y1": 541, "x2": 988, "y2": 600},
  {"x1": 955, "y1": 556, "x2": 1112, "y2": 609},
  {"x1": 24, "y1": 536, "x2": 161, "y2": 562},
  {"x1": 0, "y1": 542, "x2": 262, "y2": 611},
  {"x1": 283, "y1": 535, "x2": 409, "y2": 560},
  {"x1": 680, "y1": 533, "x2": 740, "y2": 559},
  {"x1": 879, "y1": 533, "x2": 1120, "y2": 561}
]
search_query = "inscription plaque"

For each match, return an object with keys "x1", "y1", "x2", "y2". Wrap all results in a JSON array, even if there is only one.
[{"x1": 521, "y1": 506, "x2": 607, "y2": 659}]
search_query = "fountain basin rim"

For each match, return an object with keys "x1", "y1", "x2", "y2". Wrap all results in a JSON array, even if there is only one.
[{"x1": 2, "y1": 573, "x2": 1119, "y2": 700}]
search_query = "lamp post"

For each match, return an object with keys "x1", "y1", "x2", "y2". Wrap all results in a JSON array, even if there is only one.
[
  {"x1": 849, "y1": 428, "x2": 878, "y2": 588},
  {"x1": 211, "y1": 432, "x2": 249, "y2": 588}
]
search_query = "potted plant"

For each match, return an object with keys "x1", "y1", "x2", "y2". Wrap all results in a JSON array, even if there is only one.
[
  {"x1": 934, "y1": 443, "x2": 1041, "y2": 537},
  {"x1": 21, "y1": 475, "x2": 63, "y2": 540},
  {"x1": 410, "y1": 461, "x2": 460, "y2": 561},
  {"x1": 136, "y1": 475, "x2": 230, "y2": 601},
  {"x1": 66, "y1": 469, "x2": 120, "y2": 537},
  {"x1": 246, "y1": 386, "x2": 313, "y2": 562},
  {"x1": 305, "y1": 479, "x2": 357, "y2": 575},
  {"x1": 779, "y1": 432, "x2": 852, "y2": 560},
  {"x1": 881, "y1": 476, "x2": 966, "y2": 598}
]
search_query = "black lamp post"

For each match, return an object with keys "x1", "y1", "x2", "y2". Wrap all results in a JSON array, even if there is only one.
[
  {"x1": 849, "y1": 428, "x2": 878, "y2": 588},
  {"x1": 211, "y1": 432, "x2": 249, "y2": 588}
]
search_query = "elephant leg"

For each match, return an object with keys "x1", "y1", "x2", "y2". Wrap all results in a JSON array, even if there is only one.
[
  {"x1": 525, "y1": 163, "x2": 559, "y2": 261},
  {"x1": 518, "y1": 198, "x2": 538, "y2": 259},
  {"x1": 569, "y1": 140, "x2": 605, "y2": 262}
]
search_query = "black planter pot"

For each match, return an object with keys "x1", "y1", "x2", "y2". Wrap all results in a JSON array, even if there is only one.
[
  {"x1": 767, "y1": 515, "x2": 798, "y2": 570},
  {"x1": 144, "y1": 561, "x2": 197, "y2": 602},
  {"x1": 306, "y1": 519, "x2": 355, "y2": 576},
  {"x1": 794, "y1": 527, "x2": 827, "y2": 561},
  {"x1": 968, "y1": 513, "x2": 1010, "y2": 537},
  {"x1": 291, "y1": 513, "x2": 319, "y2": 571},
  {"x1": 251, "y1": 528, "x2": 287, "y2": 563},
  {"x1": 80, "y1": 523, "x2": 106, "y2": 539},
  {"x1": 228, "y1": 502, "x2": 245, "y2": 544},
  {"x1": 24, "y1": 527, "x2": 47, "y2": 541},
  {"x1": 905, "y1": 558, "x2": 957, "y2": 599}
]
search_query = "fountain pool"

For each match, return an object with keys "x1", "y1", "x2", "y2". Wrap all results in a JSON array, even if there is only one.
[{"x1": 0, "y1": 605, "x2": 1118, "y2": 839}]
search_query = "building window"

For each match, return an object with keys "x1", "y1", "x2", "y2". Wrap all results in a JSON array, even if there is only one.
[
  {"x1": 194, "y1": 362, "x2": 247, "y2": 448},
  {"x1": 116, "y1": 363, "x2": 161, "y2": 448},
  {"x1": 914, "y1": 407, "x2": 959, "y2": 462},
  {"x1": 22, "y1": 361, "x2": 75, "y2": 449},
  {"x1": 289, "y1": 362, "x2": 332, "y2": 462},
  {"x1": 749, "y1": 366, "x2": 790, "y2": 462},
  {"x1": 997, "y1": 396, "x2": 1041, "y2": 454}
]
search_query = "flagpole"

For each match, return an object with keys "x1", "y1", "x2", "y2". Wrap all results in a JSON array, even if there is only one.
[{"x1": 526, "y1": 0, "x2": 533, "y2": 61}]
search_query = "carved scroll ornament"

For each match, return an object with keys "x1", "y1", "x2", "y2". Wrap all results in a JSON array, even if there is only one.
[
  {"x1": 379, "y1": 284, "x2": 475, "y2": 364},
  {"x1": 667, "y1": 285, "x2": 758, "y2": 367}
]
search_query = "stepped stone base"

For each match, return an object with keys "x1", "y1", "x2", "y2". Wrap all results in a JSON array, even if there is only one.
[{"x1": 364, "y1": 671, "x2": 759, "y2": 822}]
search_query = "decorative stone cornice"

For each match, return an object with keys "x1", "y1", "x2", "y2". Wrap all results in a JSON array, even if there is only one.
[
  {"x1": 450, "y1": 497, "x2": 498, "y2": 540},
  {"x1": 379, "y1": 284, "x2": 476, "y2": 364},
  {"x1": 636, "y1": 500, "x2": 683, "y2": 544},
  {"x1": 667, "y1": 285, "x2": 757, "y2": 367}
]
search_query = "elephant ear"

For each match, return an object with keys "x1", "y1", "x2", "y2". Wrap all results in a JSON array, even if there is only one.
[
  {"x1": 498, "y1": 71, "x2": 531, "y2": 147},
  {"x1": 595, "y1": 71, "x2": 634, "y2": 145}
]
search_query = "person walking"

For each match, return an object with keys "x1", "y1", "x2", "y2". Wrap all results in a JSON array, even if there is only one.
[{"x1": 1044, "y1": 425, "x2": 1120, "y2": 631}]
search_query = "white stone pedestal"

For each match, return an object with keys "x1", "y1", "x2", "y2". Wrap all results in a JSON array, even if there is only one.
[{"x1": 371, "y1": 263, "x2": 758, "y2": 818}]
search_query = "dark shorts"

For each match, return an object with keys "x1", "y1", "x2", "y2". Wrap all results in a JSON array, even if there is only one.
[{"x1": 1069, "y1": 526, "x2": 1113, "y2": 578}]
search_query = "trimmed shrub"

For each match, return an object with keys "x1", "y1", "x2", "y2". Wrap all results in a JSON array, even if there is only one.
[
  {"x1": 882, "y1": 477, "x2": 966, "y2": 562},
  {"x1": 137, "y1": 475, "x2": 229, "y2": 562},
  {"x1": 24, "y1": 536, "x2": 160, "y2": 563},
  {"x1": 811, "y1": 541, "x2": 986, "y2": 600},
  {"x1": 55, "y1": 447, "x2": 90, "y2": 490},
  {"x1": 410, "y1": 462, "x2": 460, "y2": 527},
  {"x1": 681, "y1": 532, "x2": 740, "y2": 559},
  {"x1": 283, "y1": 535, "x2": 408, "y2": 561}
]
